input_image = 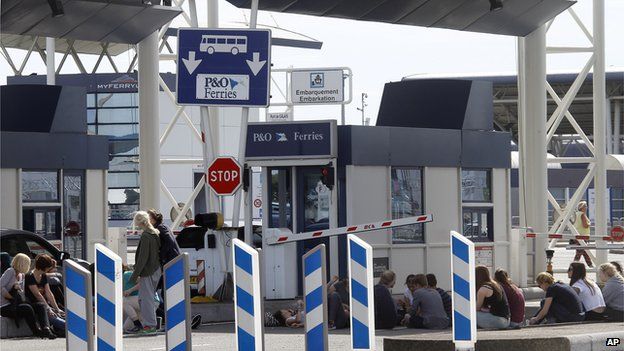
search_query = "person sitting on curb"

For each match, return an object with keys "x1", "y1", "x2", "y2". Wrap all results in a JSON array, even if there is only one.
[
  {"x1": 426, "y1": 273, "x2": 452, "y2": 324},
  {"x1": 494, "y1": 268, "x2": 525, "y2": 328},
  {"x1": 568, "y1": 262, "x2": 605, "y2": 320},
  {"x1": 598, "y1": 262, "x2": 624, "y2": 322},
  {"x1": 374, "y1": 270, "x2": 399, "y2": 329},
  {"x1": 402, "y1": 274, "x2": 449, "y2": 330},
  {"x1": 530, "y1": 272, "x2": 585, "y2": 325},
  {"x1": 475, "y1": 265, "x2": 510, "y2": 329}
]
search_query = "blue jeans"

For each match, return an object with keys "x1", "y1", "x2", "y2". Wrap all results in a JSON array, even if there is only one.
[
  {"x1": 477, "y1": 311, "x2": 509, "y2": 329},
  {"x1": 49, "y1": 315, "x2": 65, "y2": 337}
]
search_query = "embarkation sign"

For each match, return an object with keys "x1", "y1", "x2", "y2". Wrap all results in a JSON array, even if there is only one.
[
  {"x1": 290, "y1": 69, "x2": 344, "y2": 105},
  {"x1": 176, "y1": 28, "x2": 271, "y2": 107}
]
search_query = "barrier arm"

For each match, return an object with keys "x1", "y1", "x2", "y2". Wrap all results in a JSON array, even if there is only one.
[{"x1": 267, "y1": 214, "x2": 433, "y2": 245}]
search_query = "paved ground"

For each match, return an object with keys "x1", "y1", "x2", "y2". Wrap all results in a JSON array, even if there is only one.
[{"x1": 1, "y1": 322, "x2": 415, "y2": 350}]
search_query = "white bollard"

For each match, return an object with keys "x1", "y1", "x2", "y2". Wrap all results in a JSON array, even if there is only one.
[
  {"x1": 347, "y1": 234, "x2": 375, "y2": 350},
  {"x1": 232, "y1": 239, "x2": 264, "y2": 351},
  {"x1": 450, "y1": 231, "x2": 477, "y2": 351},
  {"x1": 95, "y1": 243, "x2": 123, "y2": 351},
  {"x1": 303, "y1": 244, "x2": 328, "y2": 351},
  {"x1": 164, "y1": 253, "x2": 192, "y2": 351},
  {"x1": 64, "y1": 260, "x2": 94, "y2": 351}
]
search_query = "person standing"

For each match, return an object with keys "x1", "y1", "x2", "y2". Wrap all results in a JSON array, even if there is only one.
[
  {"x1": 131, "y1": 211, "x2": 161, "y2": 334},
  {"x1": 573, "y1": 201, "x2": 593, "y2": 267}
]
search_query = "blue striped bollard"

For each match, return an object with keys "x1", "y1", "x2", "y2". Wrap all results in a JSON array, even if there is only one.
[
  {"x1": 63, "y1": 260, "x2": 94, "y2": 351},
  {"x1": 450, "y1": 231, "x2": 477, "y2": 351},
  {"x1": 95, "y1": 244, "x2": 123, "y2": 351},
  {"x1": 232, "y1": 238, "x2": 264, "y2": 351},
  {"x1": 347, "y1": 234, "x2": 375, "y2": 350},
  {"x1": 164, "y1": 253, "x2": 192, "y2": 351},
  {"x1": 303, "y1": 244, "x2": 328, "y2": 351}
]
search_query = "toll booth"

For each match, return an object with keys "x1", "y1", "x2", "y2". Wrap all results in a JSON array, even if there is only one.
[
  {"x1": 246, "y1": 120, "x2": 339, "y2": 299},
  {"x1": 249, "y1": 79, "x2": 513, "y2": 299}
]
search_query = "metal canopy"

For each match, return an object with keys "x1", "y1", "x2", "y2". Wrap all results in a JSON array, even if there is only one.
[
  {"x1": 225, "y1": 0, "x2": 575, "y2": 37},
  {"x1": 1, "y1": 0, "x2": 182, "y2": 45}
]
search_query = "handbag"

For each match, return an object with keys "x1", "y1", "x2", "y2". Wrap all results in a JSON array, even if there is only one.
[{"x1": 8, "y1": 285, "x2": 27, "y2": 328}]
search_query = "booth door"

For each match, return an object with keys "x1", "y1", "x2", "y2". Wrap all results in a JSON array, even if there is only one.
[{"x1": 296, "y1": 167, "x2": 331, "y2": 294}]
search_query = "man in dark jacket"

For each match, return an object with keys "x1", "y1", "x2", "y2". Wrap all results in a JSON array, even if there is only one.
[
  {"x1": 374, "y1": 270, "x2": 399, "y2": 329},
  {"x1": 148, "y1": 209, "x2": 181, "y2": 266}
]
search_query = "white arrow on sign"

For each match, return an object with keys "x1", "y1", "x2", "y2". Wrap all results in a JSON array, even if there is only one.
[
  {"x1": 246, "y1": 52, "x2": 266, "y2": 76},
  {"x1": 182, "y1": 51, "x2": 201, "y2": 75}
]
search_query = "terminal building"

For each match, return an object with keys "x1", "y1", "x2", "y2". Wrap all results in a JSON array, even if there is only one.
[{"x1": 2, "y1": 71, "x2": 622, "y2": 293}]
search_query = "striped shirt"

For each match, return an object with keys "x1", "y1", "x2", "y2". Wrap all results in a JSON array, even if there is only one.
[{"x1": 435, "y1": 287, "x2": 453, "y2": 321}]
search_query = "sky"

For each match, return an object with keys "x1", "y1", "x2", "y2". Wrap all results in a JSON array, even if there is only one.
[{"x1": 1, "y1": 0, "x2": 623, "y2": 125}]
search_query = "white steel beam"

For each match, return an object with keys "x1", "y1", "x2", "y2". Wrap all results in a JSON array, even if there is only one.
[
  {"x1": 593, "y1": 0, "x2": 608, "y2": 269},
  {"x1": 46, "y1": 38, "x2": 55, "y2": 85},
  {"x1": 138, "y1": 31, "x2": 161, "y2": 210}
]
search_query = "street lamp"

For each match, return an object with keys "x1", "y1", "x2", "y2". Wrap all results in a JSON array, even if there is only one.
[{"x1": 356, "y1": 93, "x2": 368, "y2": 126}]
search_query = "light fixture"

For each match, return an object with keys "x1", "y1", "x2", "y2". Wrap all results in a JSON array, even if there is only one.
[
  {"x1": 489, "y1": 0, "x2": 503, "y2": 12},
  {"x1": 47, "y1": 0, "x2": 64, "y2": 17}
]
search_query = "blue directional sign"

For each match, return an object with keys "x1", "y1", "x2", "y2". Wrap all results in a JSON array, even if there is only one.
[{"x1": 176, "y1": 28, "x2": 271, "y2": 107}]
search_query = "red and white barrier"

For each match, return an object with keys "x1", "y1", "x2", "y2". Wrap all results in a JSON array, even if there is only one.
[
  {"x1": 524, "y1": 232, "x2": 615, "y2": 241},
  {"x1": 266, "y1": 214, "x2": 433, "y2": 245},
  {"x1": 196, "y1": 260, "x2": 206, "y2": 296}
]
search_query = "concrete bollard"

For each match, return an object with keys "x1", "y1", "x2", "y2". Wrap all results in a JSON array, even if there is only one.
[
  {"x1": 95, "y1": 244, "x2": 123, "y2": 351},
  {"x1": 303, "y1": 244, "x2": 328, "y2": 351},
  {"x1": 450, "y1": 231, "x2": 477, "y2": 351},
  {"x1": 232, "y1": 239, "x2": 264, "y2": 351},
  {"x1": 164, "y1": 253, "x2": 192, "y2": 351},
  {"x1": 63, "y1": 260, "x2": 94, "y2": 351},
  {"x1": 347, "y1": 234, "x2": 376, "y2": 350}
]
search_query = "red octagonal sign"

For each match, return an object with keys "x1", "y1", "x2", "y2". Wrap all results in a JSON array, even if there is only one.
[{"x1": 207, "y1": 157, "x2": 242, "y2": 196}]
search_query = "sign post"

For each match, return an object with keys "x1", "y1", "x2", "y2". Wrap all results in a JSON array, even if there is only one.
[
  {"x1": 94, "y1": 244, "x2": 123, "y2": 351},
  {"x1": 450, "y1": 231, "x2": 477, "y2": 351},
  {"x1": 303, "y1": 244, "x2": 328, "y2": 351},
  {"x1": 207, "y1": 156, "x2": 243, "y2": 196},
  {"x1": 347, "y1": 234, "x2": 375, "y2": 351}
]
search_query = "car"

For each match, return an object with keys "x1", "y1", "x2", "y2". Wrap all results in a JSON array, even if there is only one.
[{"x1": 0, "y1": 228, "x2": 90, "y2": 274}]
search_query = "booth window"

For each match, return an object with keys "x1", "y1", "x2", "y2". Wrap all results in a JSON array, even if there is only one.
[
  {"x1": 462, "y1": 208, "x2": 493, "y2": 242},
  {"x1": 391, "y1": 168, "x2": 424, "y2": 243},
  {"x1": 461, "y1": 169, "x2": 493, "y2": 242},
  {"x1": 611, "y1": 188, "x2": 624, "y2": 223},
  {"x1": 22, "y1": 171, "x2": 59, "y2": 202},
  {"x1": 269, "y1": 168, "x2": 292, "y2": 229},
  {"x1": 461, "y1": 169, "x2": 491, "y2": 202},
  {"x1": 63, "y1": 171, "x2": 85, "y2": 259}
]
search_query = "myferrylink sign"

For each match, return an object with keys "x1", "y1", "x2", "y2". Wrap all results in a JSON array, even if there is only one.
[
  {"x1": 290, "y1": 69, "x2": 344, "y2": 105},
  {"x1": 176, "y1": 28, "x2": 271, "y2": 107}
]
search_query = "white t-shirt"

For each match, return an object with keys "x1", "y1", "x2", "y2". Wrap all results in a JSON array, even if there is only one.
[
  {"x1": 404, "y1": 287, "x2": 414, "y2": 305},
  {"x1": 573, "y1": 280, "x2": 606, "y2": 312}
]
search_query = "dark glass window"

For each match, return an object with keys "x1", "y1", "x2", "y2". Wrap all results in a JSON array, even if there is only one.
[
  {"x1": 87, "y1": 94, "x2": 96, "y2": 108},
  {"x1": 462, "y1": 208, "x2": 493, "y2": 242},
  {"x1": 63, "y1": 172, "x2": 84, "y2": 259},
  {"x1": 108, "y1": 188, "x2": 140, "y2": 220},
  {"x1": 217, "y1": 38, "x2": 226, "y2": 44},
  {"x1": 108, "y1": 172, "x2": 139, "y2": 188},
  {"x1": 269, "y1": 168, "x2": 292, "y2": 229},
  {"x1": 227, "y1": 38, "x2": 236, "y2": 44},
  {"x1": 109, "y1": 156, "x2": 139, "y2": 172},
  {"x1": 461, "y1": 170, "x2": 491, "y2": 202},
  {"x1": 207, "y1": 38, "x2": 216, "y2": 44},
  {"x1": 22, "y1": 171, "x2": 58, "y2": 202},
  {"x1": 109, "y1": 139, "x2": 139, "y2": 156},
  {"x1": 391, "y1": 168, "x2": 424, "y2": 243},
  {"x1": 237, "y1": 39, "x2": 246, "y2": 44},
  {"x1": 97, "y1": 124, "x2": 138, "y2": 138},
  {"x1": 87, "y1": 109, "x2": 96, "y2": 123}
]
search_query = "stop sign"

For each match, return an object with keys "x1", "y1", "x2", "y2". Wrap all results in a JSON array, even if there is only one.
[
  {"x1": 207, "y1": 157, "x2": 242, "y2": 195},
  {"x1": 611, "y1": 226, "x2": 624, "y2": 242}
]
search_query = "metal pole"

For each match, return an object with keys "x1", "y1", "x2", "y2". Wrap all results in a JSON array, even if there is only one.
[
  {"x1": 606, "y1": 99, "x2": 612, "y2": 154},
  {"x1": 245, "y1": 167, "x2": 253, "y2": 246},
  {"x1": 231, "y1": 0, "x2": 258, "y2": 242},
  {"x1": 46, "y1": 38, "x2": 55, "y2": 85},
  {"x1": 593, "y1": 0, "x2": 608, "y2": 269},
  {"x1": 138, "y1": 31, "x2": 161, "y2": 210},
  {"x1": 615, "y1": 101, "x2": 621, "y2": 154},
  {"x1": 341, "y1": 104, "x2": 345, "y2": 125},
  {"x1": 519, "y1": 25, "x2": 549, "y2": 273}
]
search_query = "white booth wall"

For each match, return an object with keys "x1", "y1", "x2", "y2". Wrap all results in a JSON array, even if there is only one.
[{"x1": 346, "y1": 165, "x2": 511, "y2": 292}]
